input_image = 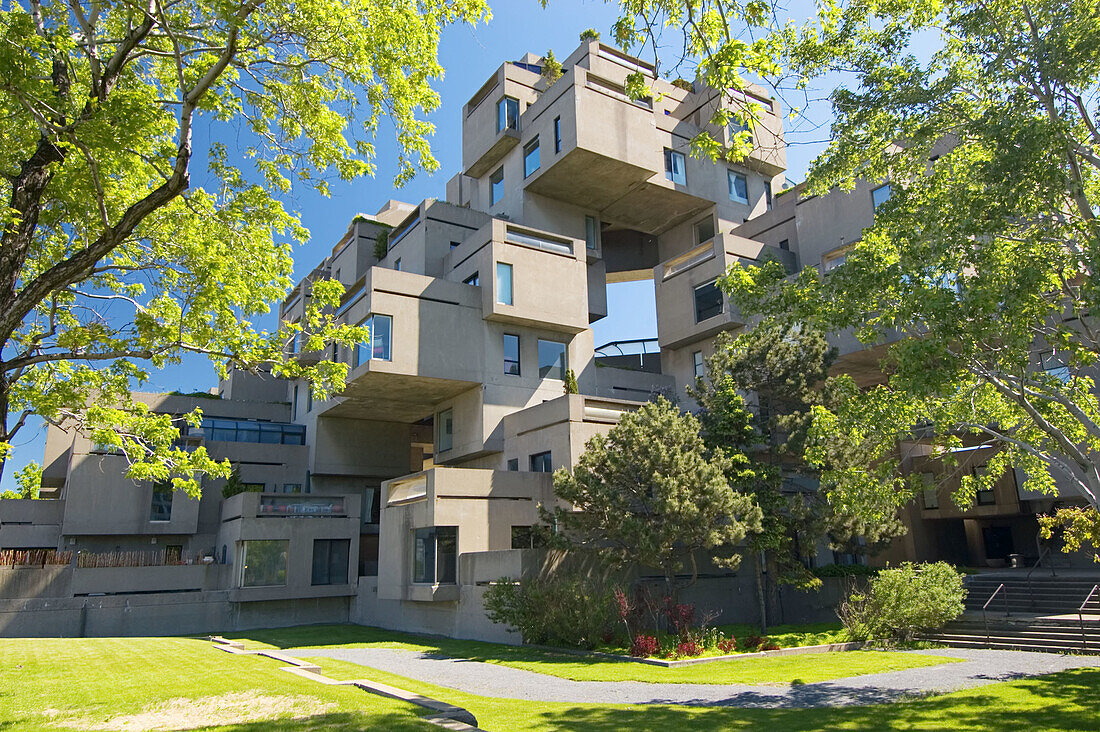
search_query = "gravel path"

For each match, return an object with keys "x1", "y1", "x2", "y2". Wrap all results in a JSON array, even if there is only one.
[{"x1": 286, "y1": 647, "x2": 1100, "y2": 708}]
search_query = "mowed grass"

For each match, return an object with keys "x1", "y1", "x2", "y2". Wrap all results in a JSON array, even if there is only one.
[
  {"x1": 226, "y1": 623, "x2": 957, "y2": 684},
  {"x1": 0, "y1": 636, "x2": 430, "y2": 731},
  {"x1": 301, "y1": 655, "x2": 1100, "y2": 732}
]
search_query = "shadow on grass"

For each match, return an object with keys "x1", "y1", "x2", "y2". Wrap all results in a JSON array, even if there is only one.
[{"x1": 0, "y1": 711, "x2": 429, "y2": 732}]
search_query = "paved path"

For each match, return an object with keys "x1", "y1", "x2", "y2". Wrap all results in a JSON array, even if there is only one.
[{"x1": 286, "y1": 647, "x2": 1100, "y2": 709}]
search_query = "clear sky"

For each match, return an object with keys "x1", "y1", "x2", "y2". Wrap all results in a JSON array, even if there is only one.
[{"x1": 2, "y1": 0, "x2": 836, "y2": 490}]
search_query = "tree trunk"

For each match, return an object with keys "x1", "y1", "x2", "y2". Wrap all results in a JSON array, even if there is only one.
[{"x1": 754, "y1": 551, "x2": 768, "y2": 634}]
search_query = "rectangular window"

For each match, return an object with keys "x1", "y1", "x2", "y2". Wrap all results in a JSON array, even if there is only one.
[
  {"x1": 523, "y1": 137, "x2": 540, "y2": 177},
  {"x1": 311, "y1": 538, "x2": 350, "y2": 586},
  {"x1": 694, "y1": 217, "x2": 715, "y2": 245},
  {"x1": 463, "y1": 271, "x2": 480, "y2": 287},
  {"x1": 973, "y1": 465, "x2": 996, "y2": 505},
  {"x1": 503, "y1": 334, "x2": 521, "y2": 375},
  {"x1": 728, "y1": 170, "x2": 749, "y2": 204},
  {"x1": 198, "y1": 419, "x2": 306, "y2": 445},
  {"x1": 872, "y1": 183, "x2": 892, "y2": 209},
  {"x1": 824, "y1": 252, "x2": 847, "y2": 272},
  {"x1": 282, "y1": 483, "x2": 303, "y2": 493},
  {"x1": 393, "y1": 258, "x2": 401, "y2": 271},
  {"x1": 356, "y1": 314, "x2": 393, "y2": 365},
  {"x1": 779, "y1": 239, "x2": 790, "y2": 251},
  {"x1": 1040, "y1": 350, "x2": 1070, "y2": 381},
  {"x1": 437, "y1": 408, "x2": 453, "y2": 452},
  {"x1": 496, "y1": 262, "x2": 513, "y2": 305},
  {"x1": 506, "y1": 458, "x2": 519, "y2": 471},
  {"x1": 585, "y1": 215, "x2": 599, "y2": 250},
  {"x1": 537, "y1": 339, "x2": 567, "y2": 380},
  {"x1": 694, "y1": 280, "x2": 723, "y2": 322},
  {"x1": 240, "y1": 540, "x2": 288, "y2": 587},
  {"x1": 497, "y1": 96, "x2": 519, "y2": 132},
  {"x1": 292, "y1": 385, "x2": 299, "y2": 420},
  {"x1": 241, "y1": 482, "x2": 265, "y2": 492},
  {"x1": 149, "y1": 484, "x2": 173, "y2": 522},
  {"x1": 530, "y1": 451, "x2": 552, "y2": 473},
  {"x1": 765, "y1": 182, "x2": 773, "y2": 210},
  {"x1": 692, "y1": 350, "x2": 705, "y2": 379},
  {"x1": 553, "y1": 116, "x2": 562, "y2": 152},
  {"x1": 664, "y1": 149, "x2": 686, "y2": 185},
  {"x1": 729, "y1": 119, "x2": 753, "y2": 144},
  {"x1": 413, "y1": 526, "x2": 457, "y2": 584},
  {"x1": 490, "y1": 166, "x2": 504, "y2": 205},
  {"x1": 921, "y1": 472, "x2": 939, "y2": 509},
  {"x1": 512, "y1": 526, "x2": 535, "y2": 549}
]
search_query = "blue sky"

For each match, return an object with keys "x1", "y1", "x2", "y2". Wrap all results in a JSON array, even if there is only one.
[{"x1": 2, "y1": 0, "x2": 836, "y2": 490}]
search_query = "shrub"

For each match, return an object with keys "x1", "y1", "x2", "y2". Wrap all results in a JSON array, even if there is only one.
[
  {"x1": 839, "y1": 561, "x2": 967, "y2": 642},
  {"x1": 542, "y1": 50, "x2": 562, "y2": 83},
  {"x1": 671, "y1": 78, "x2": 694, "y2": 93},
  {"x1": 373, "y1": 229, "x2": 388, "y2": 260},
  {"x1": 630, "y1": 634, "x2": 660, "y2": 658},
  {"x1": 717, "y1": 638, "x2": 737, "y2": 654},
  {"x1": 743, "y1": 634, "x2": 764, "y2": 650},
  {"x1": 579, "y1": 28, "x2": 600, "y2": 42},
  {"x1": 675, "y1": 639, "x2": 704, "y2": 658},
  {"x1": 813, "y1": 563, "x2": 879, "y2": 578},
  {"x1": 664, "y1": 601, "x2": 695, "y2": 637},
  {"x1": 484, "y1": 575, "x2": 616, "y2": 649},
  {"x1": 761, "y1": 642, "x2": 780, "y2": 651}
]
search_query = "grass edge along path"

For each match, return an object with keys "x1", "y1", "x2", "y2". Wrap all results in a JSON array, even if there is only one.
[
  {"x1": 226, "y1": 623, "x2": 959, "y2": 685},
  {"x1": 301, "y1": 654, "x2": 1100, "y2": 732}
]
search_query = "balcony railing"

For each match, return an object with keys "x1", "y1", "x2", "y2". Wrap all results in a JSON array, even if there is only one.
[{"x1": 258, "y1": 495, "x2": 347, "y2": 517}]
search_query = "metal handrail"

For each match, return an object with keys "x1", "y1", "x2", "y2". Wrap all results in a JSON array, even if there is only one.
[
  {"x1": 1079, "y1": 584, "x2": 1099, "y2": 652},
  {"x1": 1026, "y1": 545, "x2": 1055, "y2": 608},
  {"x1": 594, "y1": 338, "x2": 660, "y2": 358},
  {"x1": 982, "y1": 583, "x2": 1008, "y2": 648}
]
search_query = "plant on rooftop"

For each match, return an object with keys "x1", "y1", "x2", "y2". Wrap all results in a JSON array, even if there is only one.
[
  {"x1": 0, "y1": 0, "x2": 489, "y2": 493},
  {"x1": 541, "y1": 49, "x2": 563, "y2": 83},
  {"x1": 579, "y1": 28, "x2": 600, "y2": 42},
  {"x1": 373, "y1": 229, "x2": 390, "y2": 261}
]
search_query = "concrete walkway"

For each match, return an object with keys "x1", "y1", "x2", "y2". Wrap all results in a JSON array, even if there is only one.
[{"x1": 287, "y1": 647, "x2": 1100, "y2": 709}]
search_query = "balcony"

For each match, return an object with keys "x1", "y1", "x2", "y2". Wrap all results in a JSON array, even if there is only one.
[
  {"x1": 463, "y1": 63, "x2": 541, "y2": 178},
  {"x1": 0, "y1": 498, "x2": 62, "y2": 548},
  {"x1": 222, "y1": 491, "x2": 358, "y2": 521}
]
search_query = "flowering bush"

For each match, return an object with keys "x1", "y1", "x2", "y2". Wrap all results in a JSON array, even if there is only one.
[
  {"x1": 664, "y1": 601, "x2": 696, "y2": 637},
  {"x1": 675, "y1": 639, "x2": 704, "y2": 657},
  {"x1": 630, "y1": 634, "x2": 660, "y2": 658},
  {"x1": 717, "y1": 638, "x2": 737, "y2": 654}
]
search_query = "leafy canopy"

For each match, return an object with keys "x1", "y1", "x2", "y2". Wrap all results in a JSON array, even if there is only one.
[{"x1": 0, "y1": 0, "x2": 488, "y2": 494}]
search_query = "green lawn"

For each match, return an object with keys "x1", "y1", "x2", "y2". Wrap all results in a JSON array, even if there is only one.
[
  {"x1": 0, "y1": 637, "x2": 430, "y2": 731},
  {"x1": 301, "y1": 655, "x2": 1100, "y2": 732},
  {"x1": 226, "y1": 623, "x2": 957, "y2": 685}
]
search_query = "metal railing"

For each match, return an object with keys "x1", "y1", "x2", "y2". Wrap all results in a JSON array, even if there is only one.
[
  {"x1": 982, "y1": 583, "x2": 1009, "y2": 647},
  {"x1": 1079, "y1": 584, "x2": 1099, "y2": 652},
  {"x1": 1026, "y1": 544, "x2": 1056, "y2": 610}
]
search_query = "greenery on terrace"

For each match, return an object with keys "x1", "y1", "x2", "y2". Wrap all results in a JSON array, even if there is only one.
[{"x1": 225, "y1": 623, "x2": 956, "y2": 684}]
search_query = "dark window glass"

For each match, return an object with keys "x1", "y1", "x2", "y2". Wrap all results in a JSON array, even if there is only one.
[
  {"x1": 312, "y1": 539, "x2": 350, "y2": 585},
  {"x1": 464, "y1": 272, "x2": 480, "y2": 286},
  {"x1": 694, "y1": 217, "x2": 715, "y2": 244},
  {"x1": 506, "y1": 458, "x2": 519, "y2": 471},
  {"x1": 728, "y1": 170, "x2": 749, "y2": 204},
  {"x1": 664, "y1": 149, "x2": 686, "y2": 185},
  {"x1": 779, "y1": 239, "x2": 790, "y2": 251},
  {"x1": 437, "y1": 408, "x2": 453, "y2": 452},
  {"x1": 240, "y1": 540, "x2": 288, "y2": 587},
  {"x1": 537, "y1": 340, "x2": 567, "y2": 380},
  {"x1": 199, "y1": 419, "x2": 304, "y2": 445},
  {"x1": 497, "y1": 97, "x2": 519, "y2": 132},
  {"x1": 553, "y1": 116, "x2": 562, "y2": 152},
  {"x1": 503, "y1": 334, "x2": 521, "y2": 375},
  {"x1": 694, "y1": 280, "x2": 723, "y2": 322},
  {"x1": 149, "y1": 484, "x2": 173, "y2": 522},
  {"x1": 692, "y1": 351, "x2": 704, "y2": 379},
  {"x1": 530, "y1": 451, "x2": 552, "y2": 472},
  {"x1": 524, "y1": 137, "x2": 540, "y2": 177},
  {"x1": 512, "y1": 526, "x2": 534, "y2": 549},
  {"x1": 413, "y1": 527, "x2": 457, "y2": 584}
]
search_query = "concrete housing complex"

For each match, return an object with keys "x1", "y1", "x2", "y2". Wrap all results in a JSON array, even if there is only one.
[{"x1": 0, "y1": 40, "x2": 1087, "y2": 639}]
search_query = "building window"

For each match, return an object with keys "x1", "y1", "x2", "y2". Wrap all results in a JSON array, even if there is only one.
[
  {"x1": 506, "y1": 458, "x2": 519, "y2": 471},
  {"x1": 664, "y1": 148, "x2": 686, "y2": 185},
  {"x1": 393, "y1": 258, "x2": 401, "y2": 271},
  {"x1": 503, "y1": 334, "x2": 521, "y2": 375},
  {"x1": 511, "y1": 526, "x2": 539, "y2": 549},
  {"x1": 728, "y1": 170, "x2": 749, "y2": 204},
  {"x1": 729, "y1": 119, "x2": 753, "y2": 144},
  {"x1": 242, "y1": 482, "x2": 265, "y2": 492},
  {"x1": 765, "y1": 182, "x2": 773, "y2": 210},
  {"x1": 282, "y1": 483, "x2": 303, "y2": 493},
  {"x1": 553, "y1": 116, "x2": 562, "y2": 152},
  {"x1": 692, "y1": 351, "x2": 705, "y2": 379},
  {"x1": 824, "y1": 252, "x2": 847, "y2": 272},
  {"x1": 292, "y1": 385, "x2": 300, "y2": 420},
  {"x1": 872, "y1": 183, "x2": 892, "y2": 209},
  {"x1": 530, "y1": 451, "x2": 552, "y2": 472},
  {"x1": 450, "y1": 241, "x2": 461, "y2": 250},
  {"x1": 537, "y1": 339, "x2": 567, "y2": 380},
  {"x1": 497, "y1": 96, "x2": 519, "y2": 132},
  {"x1": 496, "y1": 262, "x2": 513, "y2": 305},
  {"x1": 920, "y1": 472, "x2": 939, "y2": 509},
  {"x1": 694, "y1": 217, "x2": 715, "y2": 245},
  {"x1": 463, "y1": 271, "x2": 480, "y2": 287},
  {"x1": 149, "y1": 483, "x2": 173, "y2": 522},
  {"x1": 197, "y1": 419, "x2": 306, "y2": 445},
  {"x1": 694, "y1": 280, "x2": 723, "y2": 322},
  {"x1": 490, "y1": 166, "x2": 504, "y2": 205},
  {"x1": 413, "y1": 526, "x2": 457, "y2": 584},
  {"x1": 437, "y1": 408, "x2": 453, "y2": 452},
  {"x1": 311, "y1": 539, "x2": 350, "y2": 586},
  {"x1": 239, "y1": 540, "x2": 288, "y2": 587},
  {"x1": 524, "y1": 137, "x2": 540, "y2": 177},
  {"x1": 585, "y1": 215, "x2": 599, "y2": 250},
  {"x1": 779, "y1": 239, "x2": 790, "y2": 251},
  {"x1": 1040, "y1": 350, "x2": 1070, "y2": 381},
  {"x1": 355, "y1": 314, "x2": 392, "y2": 365},
  {"x1": 973, "y1": 465, "x2": 996, "y2": 505}
]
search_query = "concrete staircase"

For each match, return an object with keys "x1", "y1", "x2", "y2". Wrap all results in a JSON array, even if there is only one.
[{"x1": 921, "y1": 573, "x2": 1100, "y2": 654}]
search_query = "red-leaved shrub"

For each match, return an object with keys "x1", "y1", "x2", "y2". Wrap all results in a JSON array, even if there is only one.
[
  {"x1": 630, "y1": 634, "x2": 660, "y2": 658},
  {"x1": 761, "y1": 642, "x2": 781, "y2": 651},
  {"x1": 675, "y1": 640, "x2": 704, "y2": 657},
  {"x1": 744, "y1": 634, "x2": 765, "y2": 649},
  {"x1": 717, "y1": 638, "x2": 737, "y2": 654}
]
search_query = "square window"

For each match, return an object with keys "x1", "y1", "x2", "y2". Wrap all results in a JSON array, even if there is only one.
[
  {"x1": 239, "y1": 540, "x2": 288, "y2": 587},
  {"x1": 524, "y1": 137, "x2": 540, "y2": 177},
  {"x1": 779, "y1": 239, "x2": 790, "y2": 251},
  {"x1": 413, "y1": 526, "x2": 457, "y2": 584},
  {"x1": 728, "y1": 170, "x2": 749, "y2": 204},
  {"x1": 503, "y1": 334, "x2": 521, "y2": 375},
  {"x1": 437, "y1": 408, "x2": 453, "y2": 452},
  {"x1": 692, "y1": 350, "x2": 704, "y2": 379},
  {"x1": 664, "y1": 148, "x2": 686, "y2": 185},
  {"x1": 496, "y1": 262, "x2": 513, "y2": 305},
  {"x1": 537, "y1": 339, "x2": 567, "y2": 380},
  {"x1": 694, "y1": 217, "x2": 715, "y2": 245},
  {"x1": 729, "y1": 119, "x2": 753, "y2": 145},
  {"x1": 490, "y1": 166, "x2": 504, "y2": 205},
  {"x1": 356, "y1": 314, "x2": 392, "y2": 365},
  {"x1": 311, "y1": 538, "x2": 350, "y2": 585},
  {"x1": 506, "y1": 458, "x2": 519, "y2": 471},
  {"x1": 872, "y1": 183, "x2": 892, "y2": 209},
  {"x1": 553, "y1": 116, "x2": 562, "y2": 153},
  {"x1": 530, "y1": 451, "x2": 552, "y2": 472},
  {"x1": 694, "y1": 280, "x2": 723, "y2": 322},
  {"x1": 512, "y1": 526, "x2": 536, "y2": 549},
  {"x1": 497, "y1": 97, "x2": 519, "y2": 132}
]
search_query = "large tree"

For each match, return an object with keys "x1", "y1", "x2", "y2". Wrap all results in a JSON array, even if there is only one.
[
  {"x1": 544, "y1": 397, "x2": 762, "y2": 597},
  {"x1": 721, "y1": 0, "x2": 1100, "y2": 550},
  {"x1": 0, "y1": 0, "x2": 488, "y2": 493}
]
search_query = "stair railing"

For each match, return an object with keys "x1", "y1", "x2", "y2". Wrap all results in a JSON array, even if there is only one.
[
  {"x1": 983, "y1": 583, "x2": 1008, "y2": 647},
  {"x1": 1026, "y1": 545, "x2": 1054, "y2": 610},
  {"x1": 1079, "y1": 584, "x2": 1099, "y2": 652}
]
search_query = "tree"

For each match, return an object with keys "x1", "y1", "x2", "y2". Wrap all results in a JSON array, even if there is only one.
[
  {"x1": 544, "y1": 397, "x2": 762, "y2": 598},
  {"x1": 0, "y1": 0, "x2": 488, "y2": 493},
  {"x1": 721, "y1": 0, "x2": 1100, "y2": 555}
]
